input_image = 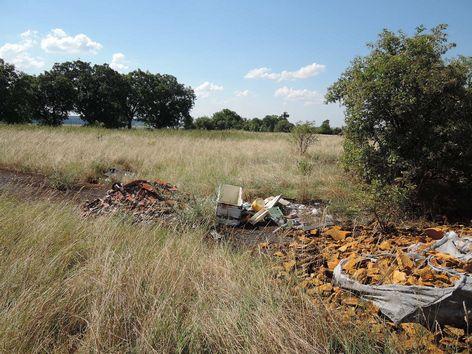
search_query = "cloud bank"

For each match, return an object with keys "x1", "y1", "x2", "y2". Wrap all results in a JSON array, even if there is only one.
[
  {"x1": 41, "y1": 28, "x2": 102, "y2": 54},
  {"x1": 0, "y1": 30, "x2": 44, "y2": 70},
  {"x1": 274, "y1": 86, "x2": 322, "y2": 105},
  {"x1": 245, "y1": 62, "x2": 325, "y2": 81},
  {"x1": 195, "y1": 81, "x2": 224, "y2": 98}
]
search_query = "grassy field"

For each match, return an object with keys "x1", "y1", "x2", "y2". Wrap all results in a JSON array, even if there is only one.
[
  {"x1": 0, "y1": 125, "x2": 361, "y2": 213},
  {"x1": 0, "y1": 194, "x2": 391, "y2": 353},
  {"x1": 0, "y1": 125, "x2": 390, "y2": 352}
]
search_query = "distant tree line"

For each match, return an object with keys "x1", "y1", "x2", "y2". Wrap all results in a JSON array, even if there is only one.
[
  {"x1": 1, "y1": 59, "x2": 342, "y2": 133},
  {"x1": 190, "y1": 109, "x2": 342, "y2": 134},
  {"x1": 0, "y1": 59, "x2": 195, "y2": 128}
]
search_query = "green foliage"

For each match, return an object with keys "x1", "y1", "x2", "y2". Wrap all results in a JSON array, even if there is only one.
[
  {"x1": 78, "y1": 62, "x2": 129, "y2": 128},
  {"x1": 290, "y1": 122, "x2": 318, "y2": 155},
  {"x1": 34, "y1": 66, "x2": 75, "y2": 126},
  {"x1": 274, "y1": 118, "x2": 294, "y2": 132},
  {"x1": 0, "y1": 59, "x2": 195, "y2": 129},
  {"x1": 182, "y1": 115, "x2": 195, "y2": 129},
  {"x1": 131, "y1": 70, "x2": 195, "y2": 129},
  {"x1": 362, "y1": 180, "x2": 413, "y2": 229},
  {"x1": 194, "y1": 116, "x2": 214, "y2": 130},
  {"x1": 243, "y1": 117, "x2": 263, "y2": 131},
  {"x1": 317, "y1": 119, "x2": 333, "y2": 134},
  {"x1": 326, "y1": 24, "x2": 472, "y2": 217},
  {"x1": 193, "y1": 111, "x2": 295, "y2": 132},
  {"x1": 260, "y1": 114, "x2": 280, "y2": 132},
  {"x1": 211, "y1": 109, "x2": 244, "y2": 130},
  {"x1": 0, "y1": 59, "x2": 35, "y2": 124},
  {"x1": 296, "y1": 158, "x2": 314, "y2": 175}
]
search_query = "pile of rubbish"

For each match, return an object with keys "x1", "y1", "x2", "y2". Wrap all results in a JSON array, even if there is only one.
[
  {"x1": 216, "y1": 184, "x2": 330, "y2": 229},
  {"x1": 342, "y1": 253, "x2": 461, "y2": 288},
  {"x1": 263, "y1": 225, "x2": 472, "y2": 351},
  {"x1": 82, "y1": 179, "x2": 184, "y2": 223}
]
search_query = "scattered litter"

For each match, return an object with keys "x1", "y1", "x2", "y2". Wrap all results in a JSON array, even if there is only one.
[
  {"x1": 216, "y1": 184, "x2": 243, "y2": 226},
  {"x1": 210, "y1": 229, "x2": 224, "y2": 241},
  {"x1": 216, "y1": 184, "x2": 331, "y2": 231},
  {"x1": 268, "y1": 206, "x2": 285, "y2": 226},
  {"x1": 249, "y1": 208, "x2": 270, "y2": 225},
  {"x1": 104, "y1": 167, "x2": 135, "y2": 181},
  {"x1": 251, "y1": 198, "x2": 264, "y2": 212},
  {"x1": 82, "y1": 179, "x2": 184, "y2": 223}
]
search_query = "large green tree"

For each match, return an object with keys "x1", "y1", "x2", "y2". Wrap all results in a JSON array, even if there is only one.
[
  {"x1": 244, "y1": 117, "x2": 263, "y2": 131},
  {"x1": 123, "y1": 70, "x2": 149, "y2": 129},
  {"x1": 52, "y1": 61, "x2": 129, "y2": 128},
  {"x1": 211, "y1": 109, "x2": 244, "y2": 130},
  {"x1": 274, "y1": 118, "x2": 294, "y2": 132},
  {"x1": 0, "y1": 59, "x2": 35, "y2": 124},
  {"x1": 34, "y1": 67, "x2": 75, "y2": 126},
  {"x1": 135, "y1": 72, "x2": 195, "y2": 128},
  {"x1": 194, "y1": 116, "x2": 214, "y2": 130},
  {"x1": 317, "y1": 119, "x2": 333, "y2": 135},
  {"x1": 326, "y1": 25, "x2": 472, "y2": 215},
  {"x1": 84, "y1": 64, "x2": 129, "y2": 128},
  {"x1": 260, "y1": 115, "x2": 280, "y2": 132}
]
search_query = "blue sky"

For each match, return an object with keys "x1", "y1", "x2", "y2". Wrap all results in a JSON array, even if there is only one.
[{"x1": 1, "y1": 0, "x2": 471, "y2": 126}]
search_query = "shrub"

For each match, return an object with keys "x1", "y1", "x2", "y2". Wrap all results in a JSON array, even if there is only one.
[
  {"x1": 290, "y1": 122, "x2": 318, "y2": 155},
  {"x1": 326, "y1": 25, "x2": 472, "y2": 217}
]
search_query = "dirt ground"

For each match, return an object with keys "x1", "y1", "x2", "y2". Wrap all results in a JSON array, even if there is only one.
[{"x1": 0, "y1": 168, "x2": 107, "y2": 203}]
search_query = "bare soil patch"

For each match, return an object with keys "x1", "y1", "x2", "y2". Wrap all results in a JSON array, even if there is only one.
[{"x1": 0, "y1": 168, "x2": 107, "y2": 203}]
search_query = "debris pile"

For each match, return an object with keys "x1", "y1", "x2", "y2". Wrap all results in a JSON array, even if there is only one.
[
  {"x1": 262, "y1": 225, "x2": 472, "y2": 351},
  {"x1": 341, "y1": 253, "x2": 461, "y2": 287},
  {"x1": 83, "y1": 179, "x2": 184, "y2": 222},
  {"x1": 216, "y1": 184, "x2": 330, "y2": 229}
]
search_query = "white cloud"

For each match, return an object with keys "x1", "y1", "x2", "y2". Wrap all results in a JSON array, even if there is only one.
[
  {"x1": 244, "y1": 67, "x2": 279, "y2": 80},
  {"x1": 110, "y1": 52, "x2": 129, "y2": 72},
  {"x1": 245, "y1": 62, "x2": 325, "y2": 81},
  {"x1": 235, "y1": 89, "x2": 250, "y2": 97},
  {"x1": 274, "y1": 86, "x2": 322, "y2": 105},
  {"x1": 6, "y1": 54, "x2": 44, "y2": 70},
  {"x1": 194, "y1": 81, "x2": 223, "y2": 98},
  {"x1": 41, "y1": 28, "x2": 102, "y2": 54},
  {"x1": 0, "y1": 30, "x2": 45, "y2": 70}
]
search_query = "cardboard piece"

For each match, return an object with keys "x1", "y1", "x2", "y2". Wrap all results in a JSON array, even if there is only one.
[{"x1": 216, "y1": 184, "x2": 243, "y2": 226}]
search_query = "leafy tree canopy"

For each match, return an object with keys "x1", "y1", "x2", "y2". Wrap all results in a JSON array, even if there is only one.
[
  {"x1": 34, "y1": 66, "x2": 75, "y2": 126},
  {"x1": 211, "y1": 109, "x2": 244, "y2": 130},
  {"x1": 135, "y1": 71, "x2": 195, "y2": 129},
  {"x1": 326, "y1": 24, "x2": 472, "y2": 216},
  {"x1": 194, "y1": 116, "x2": 214, "y2": 130},
  {"x1": 0, "y1": 59, "x2": 35, "y2": 124}
]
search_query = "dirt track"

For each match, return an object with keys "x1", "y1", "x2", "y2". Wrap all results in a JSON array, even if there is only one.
[{"x1": 0, "y1": 168, "x2": 107, "y2": 203}]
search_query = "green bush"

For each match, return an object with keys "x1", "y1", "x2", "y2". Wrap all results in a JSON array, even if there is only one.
[
  {"x1": 290, "y1": 122, "x2": 318, "y2": 155},
  {"x1": 326, "y1": 25, "x2": 472, "y2": 217}
]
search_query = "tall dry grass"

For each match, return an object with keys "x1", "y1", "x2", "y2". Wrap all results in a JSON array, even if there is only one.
[
  {"x1": 0, "y1": 125, "x2": 348, "y2": 203},
  {"x1": 0, "y1": 195, "x2": 388, "y2": 353}
]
